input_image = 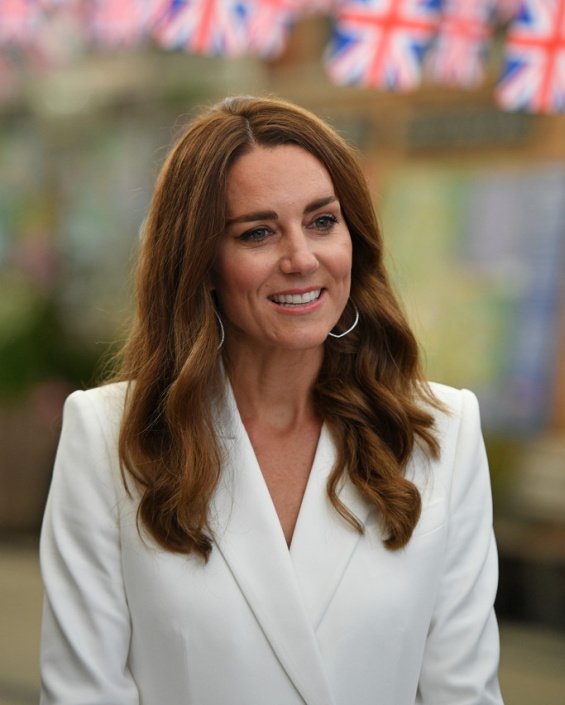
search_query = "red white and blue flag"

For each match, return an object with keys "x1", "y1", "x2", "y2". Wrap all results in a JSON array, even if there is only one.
[
  {"x1": 151, "y1": 0, "x2": 251, "y2": 56},
  {"x1": 88, "y1": 0, "x2": 155, "y2": 47},
  {"x1": 246, "y1": 0, "x2": 299, "y2": 57},
  {"x1": 427, "y1": 0, "x2": 496, "y2": 88},
  {"x1": 0, "y1": 0, "x2": 43, "y2": 45},
  {"x1": 150, "y1": 0, "x2": 319, "y2": 59},
  {"x1": 325, "y1": 0, "x2": 442, "y2": 91},
  {"x1": 495, "y1": 0, "x2": 565, "y2": 113}
]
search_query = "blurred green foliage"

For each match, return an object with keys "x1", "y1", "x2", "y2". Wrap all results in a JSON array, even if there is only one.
[
  {"x1": 484, "y1": 435, "x2": 527, "y2": 509},
  {"x1": 0, "y1": 273, "x2": 99, "y2": 400}
]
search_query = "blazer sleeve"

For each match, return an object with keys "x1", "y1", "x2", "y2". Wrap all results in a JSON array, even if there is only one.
[
  {"x1": 39, "y1": 390, "x2": 139, "y2": 705},
  {"x1": 417, "y1": 389, "x2": 504, "y2": 705}
]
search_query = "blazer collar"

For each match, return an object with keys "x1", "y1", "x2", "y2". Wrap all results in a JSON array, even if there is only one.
[
  {"x1": 212, "y1": 382, "x2": 371, "y2": 705},
  {"x1": 289, "y1": 424, "x2": 371, "y2": 630}
]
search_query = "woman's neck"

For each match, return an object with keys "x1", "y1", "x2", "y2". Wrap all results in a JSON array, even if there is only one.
[{"x1": 224, "y1": 345, "x2": 323, "y2": 432}]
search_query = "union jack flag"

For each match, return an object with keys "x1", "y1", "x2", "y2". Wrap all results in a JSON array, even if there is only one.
[
  {"x1": 246, "y1": 0, "x2": 298, "y2": 57},
  {"x1": 495, "y1": 0, "x2": 565, "y2": 113},
  {"x1": 0, "y1": 0, "x2": 44, "y2": 45},
  {"x1": 325, "y1": 0, "x2": 442, "y2": 92},
  {"x1": 427, "y1": 0, "x2": 496, "y2": 88},
  {"x1": 88, "y1": 0, "x2": 155, "y2": 47},
  {"x1": 151, "y1": 0, "x2": 251, "y2": 56}
]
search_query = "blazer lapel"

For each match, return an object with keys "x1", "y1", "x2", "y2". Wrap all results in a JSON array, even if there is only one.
[
  {"x1": 211, "y1": 385, "x2": 336, "y2": 705},
  {"x1": 289, "y1": 425, "x2": 373, "y2": 631}
]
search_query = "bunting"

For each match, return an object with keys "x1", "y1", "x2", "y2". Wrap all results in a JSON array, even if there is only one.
[
  {"x1": 496, "y1": 0, "x2": 565, "y2": 113},
  {"x1": 246, "y1": 0, "x2": 299, "y2": 57},
  {"x1": 0, "y1": 0, "x2": 43, "y2": 44},
  {"x1": 0, "y1": 0, "x2": 565, "y2": 114},
  {"x1": 325, "y1": 0, "x2": 441, "y2": 91},
  {"x1": 151, "y1": 0, "x2": 251, "y2": 56},
  {"x1": 88, "y1": 0, "x2": 155, "y2": 47},
  {"x1": 427, "y1": 0, "x2": 495, "y2": 88}
]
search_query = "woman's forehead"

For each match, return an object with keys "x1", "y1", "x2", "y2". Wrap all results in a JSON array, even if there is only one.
[{"x1": 226, "y1": 145, "x2": 335, "y2": 209}]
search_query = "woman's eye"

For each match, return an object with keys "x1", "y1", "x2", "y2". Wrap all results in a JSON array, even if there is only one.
[
  {"x1": 238, "y1": 226, "x2": 272, "y2": 243},
  {"x1": 312, "y1": 214, "x2": 338, "y2": 231}
]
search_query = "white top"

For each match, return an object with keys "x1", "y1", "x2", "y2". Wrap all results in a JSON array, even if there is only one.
[{"x1": 40, "y1": 380, "x2": 504, "y2": 705}]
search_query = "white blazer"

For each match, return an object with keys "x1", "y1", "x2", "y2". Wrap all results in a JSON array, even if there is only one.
[{"x1": 40, "y1": 381, "x2": 503, "y2": 705}]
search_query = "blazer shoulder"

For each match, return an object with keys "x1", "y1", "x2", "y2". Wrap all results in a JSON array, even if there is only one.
[
  {"x1": 63, "y1": 381, "x2": 129, "y2": 445},
  {"x1": 426, "y1": 382, "x2": 481, "y2": 426},
  {"x1": 67, "y1": 380, "x2": 128, "y2": 415},
  {"x1": 427, "y1": 380, "x2": 471, "y2": 405},
  {"x1": 80, "y1": 380, "x2": 129, "y2": 405},
  {"x1": 419, "y1": 383, "x2": 485, "y2": 485}
]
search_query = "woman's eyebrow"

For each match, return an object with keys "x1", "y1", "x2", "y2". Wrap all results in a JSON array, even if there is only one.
[
  {"x1": 304, "y1": 195, "x2": 337, "y2": 214},
  {"x1": 226, "y1": 196, "x2": 338, "y2": 226},
  {"x1": 226, "y1": 210, "x2": 277, "y2": 226}
]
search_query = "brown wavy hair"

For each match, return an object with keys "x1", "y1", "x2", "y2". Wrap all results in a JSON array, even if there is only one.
[{"x1": 113, "y1": 95, "x2": 442, "y2": 560}]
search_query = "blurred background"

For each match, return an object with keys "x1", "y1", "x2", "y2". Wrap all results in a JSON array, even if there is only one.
[{"x1": 1, "y1": 2, "x2": 564, "y2": 704}]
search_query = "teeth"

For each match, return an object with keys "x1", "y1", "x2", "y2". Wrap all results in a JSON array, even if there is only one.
[{"x1": 271, "y1": 289, "x2": 321, "y2": 305}]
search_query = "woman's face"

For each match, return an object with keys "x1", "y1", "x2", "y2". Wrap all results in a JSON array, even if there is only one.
[{"x1": 212, "y1": 144, "x2": 352, "y2": 355}]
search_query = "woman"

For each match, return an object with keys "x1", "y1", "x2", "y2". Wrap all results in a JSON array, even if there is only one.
[{"x1": 40, "y1": 96, "x2": 504, "y2": 705}]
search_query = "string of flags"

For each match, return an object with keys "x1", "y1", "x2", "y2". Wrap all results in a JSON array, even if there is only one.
[{"x1": 0, "y1": 0, "x2": 564, "y2": 115}]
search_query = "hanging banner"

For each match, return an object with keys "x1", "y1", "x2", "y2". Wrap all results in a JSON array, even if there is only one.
[
  {"x1": 0, "y1": 0, "x2": 564, "y2": 114},
  {"x1": 325, "y1": 0, "x2": 441, "y2": 91},
  {"x1": 495, "y1": 0, "x2": 565, "y2": 114},
  {"x1": 426, "y1": 0, "x2": 495, "y2": 88}
]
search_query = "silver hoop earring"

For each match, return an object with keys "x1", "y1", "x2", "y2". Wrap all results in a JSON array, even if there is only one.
[
  {"x1": 214, "y1": 310, "x2": 225, "y2": 350},
  {"x1": 328, "y1": 302, "x2": 359, "y2": 339}
]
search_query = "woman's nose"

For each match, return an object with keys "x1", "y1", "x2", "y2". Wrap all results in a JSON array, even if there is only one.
[{"x1": 279, "y1": 231, "x2": 319, "y2": 275}]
